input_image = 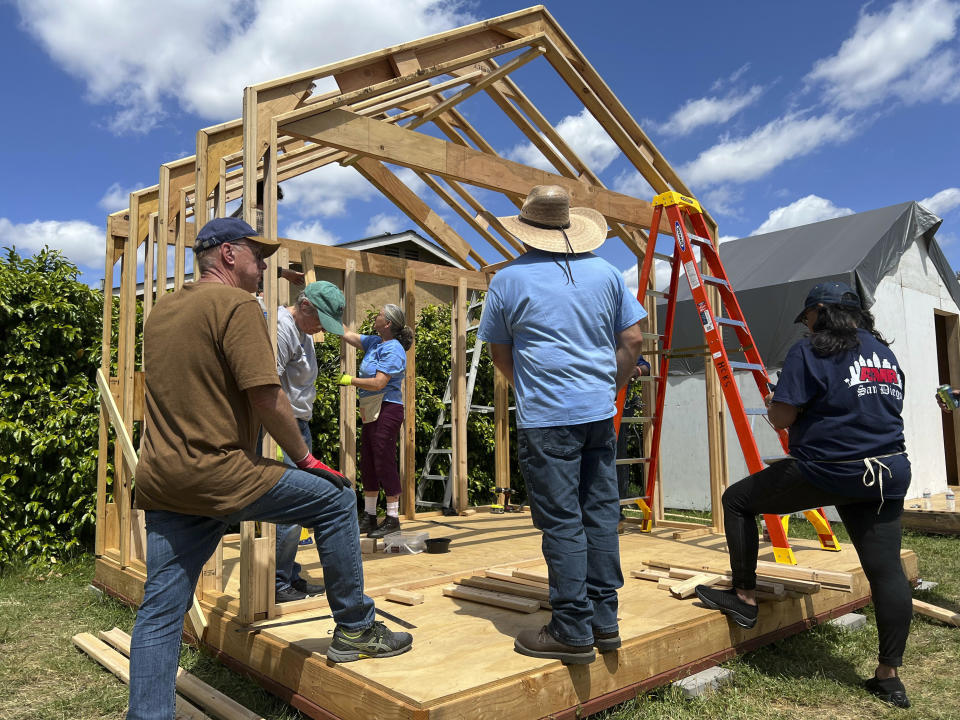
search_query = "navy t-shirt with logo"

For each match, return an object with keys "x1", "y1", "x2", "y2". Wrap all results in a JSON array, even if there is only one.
[{"x1": 772, "y1": 329, "x2": 910, "y2": 498}]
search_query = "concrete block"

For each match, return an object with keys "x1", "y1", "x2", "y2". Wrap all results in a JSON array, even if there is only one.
[
  {"x1": 673, "y1": 666, "x2": 733, "y2": 698},
  {"x1": 829, "y1": 612, "x2": 867, "y2": 631},
  {"x1": 915, "y1": 579, "x2": 938, "y2": 592}
]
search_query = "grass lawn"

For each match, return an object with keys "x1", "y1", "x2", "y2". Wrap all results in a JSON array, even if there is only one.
[{"x1": 1, "y1": 524, "x2": 957, "y2": 719}]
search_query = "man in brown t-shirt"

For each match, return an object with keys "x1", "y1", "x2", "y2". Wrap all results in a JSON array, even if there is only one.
[{"x1": 127, "y1": 217, "x2": 413, "y2": 720}]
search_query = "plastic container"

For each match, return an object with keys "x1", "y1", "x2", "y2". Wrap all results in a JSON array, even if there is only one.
[
  {"x1": 922, "y1": 489, "x2": 933, "y2": 511},
  {"x1": 425, "y1": 537, "x2": 451, "y2": 554},
  {"x1": 946, "y1": 489, "x2": 956, "y2": 513},
  {"x1": 381, "y1": 530, "x2": 428, "y2": 554}
]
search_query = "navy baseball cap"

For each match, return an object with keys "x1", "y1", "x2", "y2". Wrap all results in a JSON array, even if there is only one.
[
  {"x1": 794, "y1": 281, "x2": 861, "y2": 323},
  {"x1": 193, "y1": 217, "x2": 280, "y2": 257}
]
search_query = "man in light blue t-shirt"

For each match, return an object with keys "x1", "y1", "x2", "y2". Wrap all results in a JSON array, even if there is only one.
[{"x1": 477, "y1": 185, "x2": 646, "y2": 665}]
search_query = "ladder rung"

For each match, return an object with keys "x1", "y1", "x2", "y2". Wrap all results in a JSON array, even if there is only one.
[
  {"x1": 469, "y1": 405, "x2": 494, "y2": 413},
  {"x1": 653, "y1": 251, "x2": 673, "y2": 262},
  {"x1": 688, "y1": 234, "x2": 713, "y2": 247},
  {"x1": 619, "y1": 496, "x2": 648, "y2": 505},
  {"x1": 615, "y1": 458, "x2": 648, "y2": 466},
  {"x1": 620, "y1": 416, "x2": 652, "y2": 424},
  {"x1": 429, "y1": 449, "x2": 453, "y2": 455},
  {"x1": 716, "y1": 317, "x2": 746, "y2": 328},
  {"x1": 468, "y1": 302, "x2": 483, "y2": 310},
  {"x1": 641, "y1": 332, "x2": 662, "y2": 341},
  {"x1": 728, "y1": 361, "x2": 763, "y2": 371},
  {"x1": 744, "y1": 408, "x2": 767, "y2": 415},
  {"x1": 440, "y1": 423, "x2": 452, "y2": 429},
  {"x1": 421, "y1": 474, "x2": 448, "y2": 481},
  {"x1": 646, "y1": 289, "x2": 669, "y2": 299},
  {"x1": 702, "y1": 275, "x2": 729, "y2": 288},
  {"x1": 763, "y1": 455, "x2": 791, "y2": 464},
  {"x1": 467, "y1": 324, "x2": 481, "y2": 333}
]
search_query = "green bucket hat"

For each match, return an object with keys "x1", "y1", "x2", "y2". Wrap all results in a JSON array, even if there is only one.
[{"x1": 303, "y1": 281, "x2": 345, "y2": 335}]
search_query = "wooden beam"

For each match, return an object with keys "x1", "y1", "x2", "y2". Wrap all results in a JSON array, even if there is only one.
[
  {"x1": 95, "y1": 370, "x2": 138, "y2": 474},
  {"x1": 913, "y1": 598, "x2": 960, "y2": 627},
  {"x1": 352, "y1": 157, "x2": 478, "y2": 268},
  {"x1": 282, "y1": 109, "x2": 669, "y2": 232},
  {"x1": 442, "y1": 584, "x2": 539, "y2": 613},
  {"x1": 494, "y1": 366, "x2": 510, "y2": 500},
  {"x1": 340, "y1": 259, "x2": 358, "y2": 484}
]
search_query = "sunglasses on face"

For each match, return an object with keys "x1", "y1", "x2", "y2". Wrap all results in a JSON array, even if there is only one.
[{"x1": 229, "y1": 242, "x2": 264, "y2": 264}]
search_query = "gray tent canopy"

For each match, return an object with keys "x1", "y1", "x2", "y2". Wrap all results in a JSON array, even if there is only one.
[{"x1": 663, "y1": 201, "x2": 953, "y2": 374}]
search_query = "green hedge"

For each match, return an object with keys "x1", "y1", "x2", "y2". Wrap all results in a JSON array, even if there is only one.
[{"x1": 0, "y1": 248, "x2": 104, "y2": 567}]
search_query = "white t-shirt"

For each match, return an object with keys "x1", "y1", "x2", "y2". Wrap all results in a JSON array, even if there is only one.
[{"x1": 276, "y1": 307, "x2": 317, "y2": 420}]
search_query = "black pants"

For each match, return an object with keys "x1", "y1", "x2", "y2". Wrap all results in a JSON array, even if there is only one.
[{"x1": 723, "y1": 459, "x2": 911, "y2": 667}]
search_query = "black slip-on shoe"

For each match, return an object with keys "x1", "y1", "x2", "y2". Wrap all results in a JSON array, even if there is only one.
[
  {"x1": 865, "y1": 675, "x2": 910, "y2": 709},
  {"x1": 695, "y1": 585, "x2": 758, "y2": 629},
  {"x1": 514, "y1": 625, "x2": 596, "y2": 665},
  {"x1": 291, "y1": 577, "x2": 325, "y2": 596},
  {"x1": 275, "y1": 586, "x2": 307, "y2": 604}
]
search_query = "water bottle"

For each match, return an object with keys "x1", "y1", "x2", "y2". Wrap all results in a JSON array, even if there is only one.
[
  {"x1": 946, "y1": 489, "x2": 956, "y2": 513},
  {"x1": 922, "y1": 489, "x2": 932, "y2": 511}
]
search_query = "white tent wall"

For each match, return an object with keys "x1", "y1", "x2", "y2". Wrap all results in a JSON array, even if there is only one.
[{"x1": 658, "y1": 237, "x2": 958, "y2": 512}]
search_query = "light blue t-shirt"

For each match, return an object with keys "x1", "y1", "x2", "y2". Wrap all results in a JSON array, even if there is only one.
[
  {"x1": 477, "y1": 250, "x2": 646, "y2": 428},
  {"x1": 358, "y1": 334, "x2": 406, "y2": 405}
]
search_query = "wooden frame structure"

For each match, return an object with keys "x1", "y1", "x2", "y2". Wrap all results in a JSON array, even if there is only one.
[{"x1": 95, "y1": 5, "x2": 732, "y2": 630}]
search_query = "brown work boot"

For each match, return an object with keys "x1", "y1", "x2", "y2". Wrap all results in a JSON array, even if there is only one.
[
  {"x1": 514, "y1": 625, "x2": 596, "y2": 664},
  {"x1": 593, "y1": 629, "x2": 621, "y2": 652}
]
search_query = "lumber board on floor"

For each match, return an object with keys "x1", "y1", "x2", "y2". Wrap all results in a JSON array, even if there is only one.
[
  {"x1": 443, "y1": 584, "x2": 540, "y2": 613},
  {"x1": 913, "y1": 598, "x2": 960, "y2": 627},
  {"x1": 72, "y1": 633, "x2": 210, "y2": 720},
  {"x1": 97, "y1": 628, "x2": 266, "y2": 720}
]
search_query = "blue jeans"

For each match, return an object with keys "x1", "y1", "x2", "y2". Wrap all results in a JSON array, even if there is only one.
[
  {"x1": 276, "y1": 418, "x2": 311, "y2": 592},
  {"x1": 517, "y1": 418, "x2": 622, "y2": 646},
  {"x1": 127, "y1": 468, "x2": 375, "y2": 720}
]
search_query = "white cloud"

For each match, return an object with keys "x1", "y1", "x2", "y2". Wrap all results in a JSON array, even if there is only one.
[
  {"x1": 281, "y1": 163, "x2": 376, "y2": 218},
  {"x1": 506, "y1": 108, "x2": 620, "y2": 173},
  {"x1": 99, "y1": 182, "x2": 137, "y2": 212},
  {"x1": 680, "y1": 113, "x2": 855, "y2": 187},
  {"x1": 622, "y1": 260, "x2": 672, "y2": 297},
  {"x1": 921, "y1": 187, "x2": 960, "y2": 215},
  {"x1": 0, "y1": 217, "x2": 104, "y2": 269},
  {"x1": 393, "y1": 167, "x2": 428, "y2": 197},
  {"x1": 15, "y1": 0, "x2": 476, "y2": 133},
  {"x1": 655, "y1": 85, "x2": 764, "y2": 136},
  {"x1": 364, "y1": 213, "x2": 405, "y2": 236},
  {"x1": 612, "y1": 170, "x2": 655, "y2": 200},
  {"x1": 806, "y1": 0, "x2": 960, "y2": 110},
  {"x1": 752, "y1": 195, "x2": 855, "y2": 235},
  {"x1": 702, "y1": 187, "x2": 743, "y2": 218},
  {"x1": 282, "y1": 220, "x2": 338, "y2": 245}
]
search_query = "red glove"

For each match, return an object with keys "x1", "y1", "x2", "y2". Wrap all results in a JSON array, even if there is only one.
[{"x1": 296, "y1": 453, "x2": 348, "y2": 490}]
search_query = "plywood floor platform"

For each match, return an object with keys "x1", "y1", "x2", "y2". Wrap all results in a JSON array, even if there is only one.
[
  {"x1": 902, "y1": 488, "x2": 960, "y2": 534},
  {"x1": 94, "y1": 513, "x2": 919, "y2": 720}
]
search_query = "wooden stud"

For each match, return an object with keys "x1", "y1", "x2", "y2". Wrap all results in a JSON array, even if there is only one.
[
  {"x1": 494, "y1": 367, "x2": 510, "y2": 500},
  {"x1": 451, "y1": 278, "x2": 468, "y2": 512},
  {"x1": 912, "y1": 598, "x2": 960, "y2": 627},
  {"x1": 340, "y1": 259, "x2": 358, "y2": 483},
  {"x1": 457, "y1": 576, "x2": 550, "y2": 603},
  {"x1": 385, "y1": 589, "x2": 424, "y2": 606},
  {"x1": 512, "y1": 568, "x2": 548, "y2": 584},
  {"x1": 442, "y1": 584, "x2": 540, "y2": 613},
  {"x1": 402, "y1": 266, "x2": 417, "y2": 519},
  {"x1": 669, "y1": 573, "x2": 723, "y2": 599}
]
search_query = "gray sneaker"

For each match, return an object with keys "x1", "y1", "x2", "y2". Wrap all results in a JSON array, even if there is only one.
[{"x1": 326, "y1": 620, "x2": 413, "y2": 662}]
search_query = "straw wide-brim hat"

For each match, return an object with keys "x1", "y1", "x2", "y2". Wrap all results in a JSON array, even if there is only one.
[{"x1": 498, "y1": 185, "x2": 607, "y2": 253}]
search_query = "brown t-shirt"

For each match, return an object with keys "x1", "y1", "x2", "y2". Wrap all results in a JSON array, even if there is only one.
[{"x1": 135, "y1": 282, "x2": 287, "y2": 515}]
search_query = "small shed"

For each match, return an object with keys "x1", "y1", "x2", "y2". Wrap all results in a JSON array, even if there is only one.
[{"x1": 659, "y1": 201, "x2": 959, "y2": 509}]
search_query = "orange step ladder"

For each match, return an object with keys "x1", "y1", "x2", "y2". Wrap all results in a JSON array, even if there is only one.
[{"x1": 616, "y1": 191, "x2": 840, "y2": 564}]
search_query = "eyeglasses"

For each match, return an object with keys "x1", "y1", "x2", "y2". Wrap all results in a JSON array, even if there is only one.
[{"x1": 228, "y1": 241, "x2": 264, "y2": 264}]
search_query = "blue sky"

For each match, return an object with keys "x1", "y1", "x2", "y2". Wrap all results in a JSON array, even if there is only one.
[{"x1": 1, "y1": 0, "x2": 958, "y2": 290}]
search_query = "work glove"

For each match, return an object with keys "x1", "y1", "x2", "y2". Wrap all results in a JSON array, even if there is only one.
[
  {"x1": 296, "y1": 452, "x2": 349, "y2": 491},
  {"x1": 337, "y1": 373, "x2": 353, "y2": 386}
]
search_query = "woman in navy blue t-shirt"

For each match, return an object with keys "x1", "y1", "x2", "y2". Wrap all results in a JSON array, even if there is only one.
[{"x1": 695, "y1": 282, "x2": 913, "y2": 709}]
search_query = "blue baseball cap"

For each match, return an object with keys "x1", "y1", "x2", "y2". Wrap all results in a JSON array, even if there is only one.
[
  {"x1": 795, "y1": 281, "x2": 861, "y2": 323},
  {"x1": 193, "y1": 217, "x2": 280, "y2": 257}
]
